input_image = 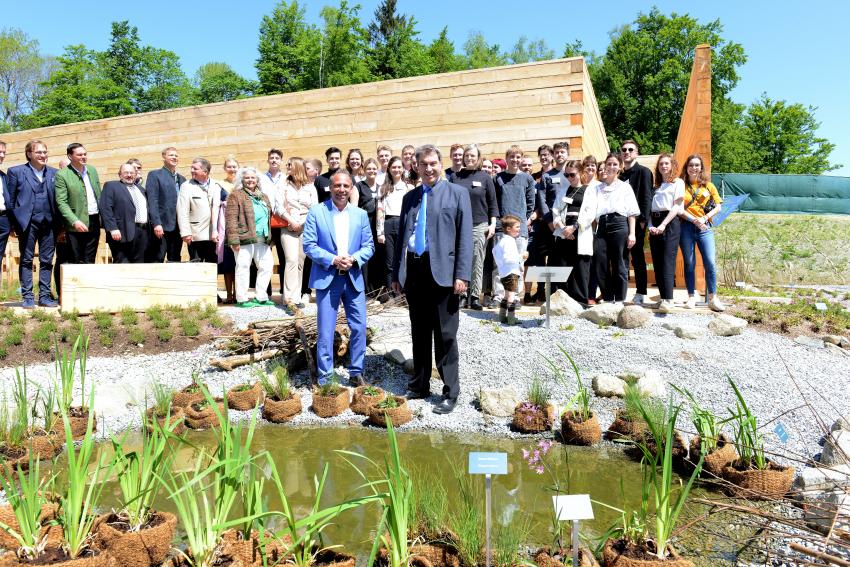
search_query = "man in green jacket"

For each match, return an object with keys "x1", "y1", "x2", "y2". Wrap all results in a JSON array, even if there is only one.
[{"x1": 54, "y1": 143, "x2": 102, "y2": 264}]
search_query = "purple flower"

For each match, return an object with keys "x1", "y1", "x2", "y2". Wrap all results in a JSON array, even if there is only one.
[
  {"x1": 538, "y1": 439, "x2": 554, "y2": 454},
  {"x1": 521, "y1": 449, "x2": 530, "y2": 460},
  {"x1": 535, "y1": 465, "x2": 545, "y2": 475}
]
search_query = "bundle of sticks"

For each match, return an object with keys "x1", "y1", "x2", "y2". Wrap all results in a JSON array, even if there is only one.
[{"x1": 209, "y1": 293, "x2": 407, "y2": 374}]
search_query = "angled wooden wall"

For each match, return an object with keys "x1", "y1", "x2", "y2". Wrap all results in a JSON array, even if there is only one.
[
  {"x1": 674, "y1": 44, "x2": 712, "y2": 173},
  {"x1": 0, "y1": 58, "x2": 607, "y2": 180}
]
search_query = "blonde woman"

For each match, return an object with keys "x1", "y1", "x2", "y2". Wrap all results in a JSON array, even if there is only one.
[
  {"x1": 217, "y1": 157, "x2": 239, "y2": 303},
  {"x1": 275, "y1": 157, "x2": 318, "y2": 308},
  {"x1": 648, "y1": 154, "x2": 684, "y2": 312},
  {"x1": 376, "y1": 156, "x2": 413, "y2": 291}
]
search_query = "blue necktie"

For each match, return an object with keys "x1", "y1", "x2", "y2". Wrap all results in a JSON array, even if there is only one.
[{"x1": 414, "y1": 186, "x2": 430, "y2": 255}]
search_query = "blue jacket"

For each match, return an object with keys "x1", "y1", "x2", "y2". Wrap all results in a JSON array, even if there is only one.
[
  {"x1": 145, "y1": 167, "x2": 186, "y2": 232},
  {"x1": 6, "y1": 163, "x2": 58, "y2": 232},
  {"x1": 392, "y1": 179, "x2": 473, "y2": 288},
  {"x1": 303, "y1": 200, "x2": 374, "y2": 292}
]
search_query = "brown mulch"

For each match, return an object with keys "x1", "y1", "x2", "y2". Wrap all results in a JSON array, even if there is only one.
[{"x1": 0, "y1": 312, "x2": 232, "y2": 367}]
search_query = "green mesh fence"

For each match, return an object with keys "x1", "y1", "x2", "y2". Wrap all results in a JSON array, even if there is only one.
[{"x1": 712, "y1": 173, "x2": 850, "y2": 215}]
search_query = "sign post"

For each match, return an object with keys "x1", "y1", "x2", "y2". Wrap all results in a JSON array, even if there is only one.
[
  {"x1": 553, "y1": 494, "x2": 594, "y2": 567},
  {"x1": 525, "y1": 267, "x2": 572, "y2": 329},
  {"x1": 469, "y1": 452, "x2": 508, "y2": 567}
]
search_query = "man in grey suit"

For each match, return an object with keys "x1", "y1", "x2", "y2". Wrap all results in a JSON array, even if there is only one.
[{"x1": 392, "y1": 144, "x2": 472, "y2": 414}]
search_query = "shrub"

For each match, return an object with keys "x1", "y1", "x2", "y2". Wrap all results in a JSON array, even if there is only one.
[
  {"x1": 119, "y1": 306, "x2": 138, "y2": 327},
  {"x1": 153, "y1": 317, "x2": 171, "y2": 330},
  {"x1": 61, "y1": 309, "x2": 80, "y2": 322},
  {"x1": 99, "y1": 327, "x2": 116, "y2": 347},
  {"x1": 157, "y1": 328, "x2": 173, "y2": 343},
  {"x1": 4, "y1": 325, "x2": 24, "y2": 347},
  {"x1": 92, "y1": 310, "x2": 113, "y2": 331},
  {"x1": 127, "y1": 326, "x2": 145, "y2": 344},
  {"x1": 180, "y1": 317, "x2": 199, "y2": 337},
  {"x1": 526, "y1": 375, "x2": 551, "y2": 409},
  {"x1": 0, "y1": 345, "x2": 6, "y2": 359}
]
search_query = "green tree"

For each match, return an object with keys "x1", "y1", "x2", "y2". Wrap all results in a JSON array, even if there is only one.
[
  {"x1": 194, "y1": 62, "x2": 255, "y2": 104},
  {"x1": 366, "y1": 0, "x2": 429, "y2": 79},
  {"x1": 462, "y1": 32, "x2": 506, "y2": 69},
  {"x1": 21, "y1": 45, "x2": 133, "y2": 129},
  {"x1": 0, "y1": 28, "x2": 54, "y2": 130},
  {"x1": 743, "y1": 94, "x2": 840, "y2": 174},
  {"x1": 426, "y1": 27, "x2": 465, "y2": 74},
  {"x1": 507, "y1": 36, "x2": 554, "y2": 64},
  {"x1": 318, "y1": 1, "x2": 372, "y2": 87},
  {"x1": 711, "y1": 98, "x2": 754, "y2": 173},
  {"x1": 589, "y1": 8, "x2": 747, "y2": 152},
  {"x1": 256, "y1": 1, "x2": 320, "y2": 94}
]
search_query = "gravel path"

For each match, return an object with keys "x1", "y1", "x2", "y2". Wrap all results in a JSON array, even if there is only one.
[{"x1": 2, "y1": 303, "x2": 847, "y2": 469}]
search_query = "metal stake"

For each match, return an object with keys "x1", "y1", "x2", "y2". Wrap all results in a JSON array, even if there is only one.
[
  {"x1": 544, "y1": 274, "x2": 552, "y2": 329},
  {"x1": 485, "y1": 473, "x2": 492, "y2": 567},
  {"x1": 572, "y1": 520, "x2": 580, "y2": 567}
]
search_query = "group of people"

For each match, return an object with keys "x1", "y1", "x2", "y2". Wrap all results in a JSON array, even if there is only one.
[{"x1": 0, "y1": 137, "x2": 723, "y2": 413}]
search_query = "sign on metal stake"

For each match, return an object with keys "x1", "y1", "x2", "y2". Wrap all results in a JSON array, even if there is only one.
[
  {"x1": 469, "y1": 452, "x2": 507, "y2": 567},
  {"x1": 553, "y1": 494, "x2": 594, "y2": 567}
]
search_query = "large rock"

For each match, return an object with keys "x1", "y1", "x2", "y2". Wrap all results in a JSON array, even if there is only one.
[
  {"x1": 822, "y1": 334, "x2": 844, "y2": 346},
  {"x1": 591, "y1": 373, "x2": 626, "y2": 397},
  {"x1": 479, "y1": 386, "x2": 522, "y2": 417},
  {"x1": 795, "y1": 335, "x2": 825, "y2": 349},
  {"x1": 636, "y1": 369, "x2": 666, "y2": 398},
  {"x1": 674, "y1": 325, "x2": 703, "y2": 339},
  {"x1": 708, "y1": 314, "x2": 748, "y2": 336},
  {"x1": 539, "y1": 290, "x2": 584, "y2": 317},
  {"x1": 796, "y1": 465, "x2": 850, "y2": 492},
  {"x1": 91, "y1": 383, "x2": 141, "y2": 420},
  {"x1": 385, "y1": 343, "x2": 413, "y2": 365},
  {"x1": 617, "y1": 305, "x2": 652, "y2": 329},
  {"x1": 579, "y1": 303, "x2": 623, "y2": 326},
  {"x1": 804, "y1": 489, "x2": 850, "y2": 531},
  {"x1": 822, "y1": 420, "x2": 850, "y2": 466}
]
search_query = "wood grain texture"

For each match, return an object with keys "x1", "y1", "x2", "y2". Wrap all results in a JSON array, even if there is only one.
[{"x1": 60, "y1": 263, "x2": 217, "y2": 314}]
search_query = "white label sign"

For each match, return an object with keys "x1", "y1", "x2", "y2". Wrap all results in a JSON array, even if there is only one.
[{"x1": 553, "y1": 494, "x2": 594, "y2": 521}]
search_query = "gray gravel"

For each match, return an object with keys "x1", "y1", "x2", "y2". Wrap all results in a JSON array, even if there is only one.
[{"x1": 1, "y1": 303, "x2": 847, "y2": 469}]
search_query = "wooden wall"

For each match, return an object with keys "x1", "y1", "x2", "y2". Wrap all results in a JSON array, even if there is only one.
[
  {"x1": 0, "y1": 57, "x2": 607, "y2": 179},
  {"x1": 674, "y1": 44, "x2": 712, "y2": 173}
]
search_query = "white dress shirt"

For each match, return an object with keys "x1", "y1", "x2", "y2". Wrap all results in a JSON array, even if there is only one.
[
  {"x1": 0, "y1": 174, "x2": 5, "y2": 211},
  {"x1": 379, "y1": 181, "x2": 412, "y2": 217},
  {"x1": 127, "y1": 183, "x2": 148, "y2": 223},
  {"x1": 651, "y1": 178, "x2": 685, "y2": 213},
  {"x1": 331, "y1": 202, "x2": 350, "y2": 257},
  {"x1": 72, "y1": 165, "x2": 99, "y2": 215},
  {"x1": 593, "y1": 179, "x2": 640, "y2": 218}
]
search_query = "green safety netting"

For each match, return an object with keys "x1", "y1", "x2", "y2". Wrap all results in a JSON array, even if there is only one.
[{"x1": 712, "y1": 173, "x2": 850, "y2": 215}]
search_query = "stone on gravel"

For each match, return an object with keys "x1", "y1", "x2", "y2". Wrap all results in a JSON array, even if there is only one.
[
  {"x1": 368, "y1": 341, "x2": 390, "y2": 356},
  {"x1": 826, "y1": 343, "x2": 850, "y2": 357},
  {"x1": 823, "y1": 335, "x2": 844, "y2": 346},
  {"x1": 804, "y1": 489, "x2": 850, "y2": 530},
  {"x1": 708, "y1": 314, "x2": 748, "y2": 336},
  {"x1": 636, "y1": 369, "x2": 666, "y2": 398},
  {"x1": 662, "y1": 321, "x2": 677, "y2": 330},
  {"x1": 795, "y1": 336, "x2": 825, "y2": 349},
  {"x1": 796, "y1": 465, "x2": 850, "y2": 492},
  {"x1": 579, "y1": 303, "x2": 623, "y2": 326},
  {"x1": 822, "y1": 420, "x2": 850, "y2": 466},
  {"x1": 385, "y1": 343, "x2": 413, "y2": 365},
  {"x1": 539, "y1": 290, "x2": 584, "y2": 317},
  {"x1": 674, "y1": 325, "x2": 703, "y2": 339},
  {"x1": 92, "y1": 383, "x2": 142, "y2": 419},
  {"x1": 591, "y1": 373, "x2": 626, "y2": 397},
  {"x1": 617, "y1": 305, "x2": 651, "y2": 329},
  {"x1": 479, "y1": 386, "x2": 521, "y2": 417}
]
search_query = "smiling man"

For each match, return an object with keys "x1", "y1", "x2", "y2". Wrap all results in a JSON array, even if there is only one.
[
  {"x1": 176, "y1": 157, "x2": 221, "y2": 264},
  {"x1": 54, "y1": 143, "x2": 102, "y2": 265},
  {"x1": 7, "y1": 140, "x2": 58, "y2": 308},
  {"x1": 392, "y1": 144, "x2": 472, "y2": 414},
  {"x1": 303, "y1": 170, "x2": 374, "y2": 387},
  {"x1": 146, "y1": 146, "x2": 186, "y2": 262}
]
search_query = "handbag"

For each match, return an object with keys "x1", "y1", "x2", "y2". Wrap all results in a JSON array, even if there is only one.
[{"x1": 270, "y1": 214, "x2": 289, "y2": 228}]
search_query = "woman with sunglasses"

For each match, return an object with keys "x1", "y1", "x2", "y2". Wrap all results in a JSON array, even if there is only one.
[
  {"x1": 591, "y1": 152, "x2": 640, "y2": 304},
  {"x1": 648, "y1": 154, "x2": 684, "y2": 313},
  {"x1": 679, "y1": 154, "x2": 724, "y2": 311},
  {"x1": 551, "y1": 160, "x2": 596, "y2": 304}
]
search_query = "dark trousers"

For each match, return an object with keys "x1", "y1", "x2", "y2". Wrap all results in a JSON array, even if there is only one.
[
  {"x1": 649, "y1": 213, "x2": 681, "y2": 300},
  {"x1": 19, "y1": 217, "x2": 55, "y2": 301},
  {"x1": 54, "y1": 237, "x2": 69, "y2": 298},
  {"x1": 67, "y1": 214, "x2": 101, "y2": 264},
  {"x1": 549, "y1": 236, "x2": 571, "y2": 292},
  {"x1": 625, "y1": 222, "x2": 648, "y2": 295},
  {"x1": 270, "y1": 227, "x2": 285, "y2": 293},
  {"x1": 188, "y1": 240, "x2": 217, "y2": 263},
  {"x1": 593, "y1": 214, "x2": 629, "y2": 302},
  {"x1": 404, "y1": 252, "x2": 460, "y2": 400},
  {"x1": 147, "y1": 228, "x2": 183, "y2": 262},
  {"x1": 0, "y1": 213, "x2": 10, "y2": 264},
  {"x1": 482, "y1": 237, "x2": 494, "y2": 295},
  {"x1": 555, "y1": 234, "x2": 591, "y2": 304},
  {"x1": 383, "y1": 216, "x2": 401, "y2": 289},
  {"x1": 108, "y1": 225, "x2": 149, "y2": 263},
  {"x1": 301, "y1": 256, "x2": 312, "y2": 295},
  {"x1": 364, "y1": 214, "x2": 384, "y2": 294}
]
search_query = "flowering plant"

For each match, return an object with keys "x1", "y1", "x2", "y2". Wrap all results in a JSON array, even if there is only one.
[{"x1": 521, "y1": 439, "x2": 571, "y2": 548}]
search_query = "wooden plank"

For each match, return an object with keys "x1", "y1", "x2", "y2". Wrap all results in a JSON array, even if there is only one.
[{"x1": 60, "y1": 263, "x2": 217, "y2": 314}]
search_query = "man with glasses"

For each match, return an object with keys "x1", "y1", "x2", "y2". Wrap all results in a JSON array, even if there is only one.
[
  {"x1": 6, "y1": 140, "x2": 58, "y2": 308},
  {"x1": 618, "y1": 139, "x2": 653, "y2": 305}
]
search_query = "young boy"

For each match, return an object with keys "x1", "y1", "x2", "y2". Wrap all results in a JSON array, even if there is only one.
[{"x1": 493, "y1": 215, "x2": 527, "y2": 324}]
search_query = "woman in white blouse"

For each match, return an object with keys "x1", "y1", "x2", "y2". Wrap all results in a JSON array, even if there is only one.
[
  {"x1": 275, "y1": 157, "x2": 318, "y2": 308},
  {"x1": 648, "y1": 154, "x2": 684, "y2": 312},
  {"x1": 592, "y1": 152, "x2": 640, "y2": 304},
  {"x1": 376, "y1": 156, "x2": 413, "y2": 291}
]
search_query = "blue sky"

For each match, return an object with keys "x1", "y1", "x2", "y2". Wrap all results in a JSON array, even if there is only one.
[{"x1": 5, "y1": 1, "x2": 849, "y2": 175}]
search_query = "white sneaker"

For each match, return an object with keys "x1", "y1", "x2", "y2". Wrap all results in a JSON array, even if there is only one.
[
  {"x1": 301, "y1": 293, "x2": 312, "y2": 305},
  {"x1": 685, "y1": 296, "x2": 697, "y2": 309},
  {"x1": 709, "y1": 296, "x2": 726, "y2": 312},
  {"x1": 657, "y1": 300, "x2": 673, "y2": 313},
  {"x1": 632, "y1": 293, "x2": 644, "y2": 305},
  {"x1": 613, "y1": 301, "x2": 624, "y2": 307}
]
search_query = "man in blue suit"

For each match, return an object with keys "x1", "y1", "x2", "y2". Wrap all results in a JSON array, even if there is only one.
[
  {"x1": 392, "y1": 144, "x2": 473, "y2": 414},
  {"x1": 0, "y1": 141, "x2": 9, "y2": 275},
  {"x1": 6, "y1": 140, "x2": 59, "y2": 308},
  {"x1": 145, "y1": 146, "x2": 186, "y2": 262},
  {"x1": 303, "y1": 170, "x2": 375, "y2": 386}
]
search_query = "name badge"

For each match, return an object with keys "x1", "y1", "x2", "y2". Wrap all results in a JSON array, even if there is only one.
[
  {"x1": 552, "y1": 178, "x2": 561, "y2": 184},
  {"x1": 472, "y1": 181, "x2": 482, "y2": 187},
  {"x1": 563, "y1": 197, "x2": 573, "y2": 205}
]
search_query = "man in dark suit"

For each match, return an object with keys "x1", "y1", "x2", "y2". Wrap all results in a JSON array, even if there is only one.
[
  {"x1": 100, "y1": 163, "x2": 149, "y2": 263},
  {"x1": 145, "y1": 146, "x2": 185, "y2": 262},
  {"x1": 0, "y1": 141, "x2": 9, "y2": 275},
  {"x1": 54, "y1": 143, "x2": 102, "y2": 265},
  {"x1": 392, "y1": 144, "x2": 473, "y2": 414},
  {"x1": 302, "y1": 170, "x2": 374, "y2": 386},
  {"x1": 6, "y1": 140, "x2": 58, "y2": 308},
  {"x1": 619, "y1": 139, "x2": 653, "y2": 305}
]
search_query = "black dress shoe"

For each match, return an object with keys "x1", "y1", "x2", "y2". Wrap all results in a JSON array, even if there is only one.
[
  {"x1": 433, "y1": 397, "x2": 457, "y2": 414},
  {"x1": 469, "y1": 298, "x2": 483, "y2": 311},
  {"x1": 348, "y1": 375, "x2": 366, "y2": 387},
  {"x1": 404, "y1": 389, "x2": 429, "y2": 400}
]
